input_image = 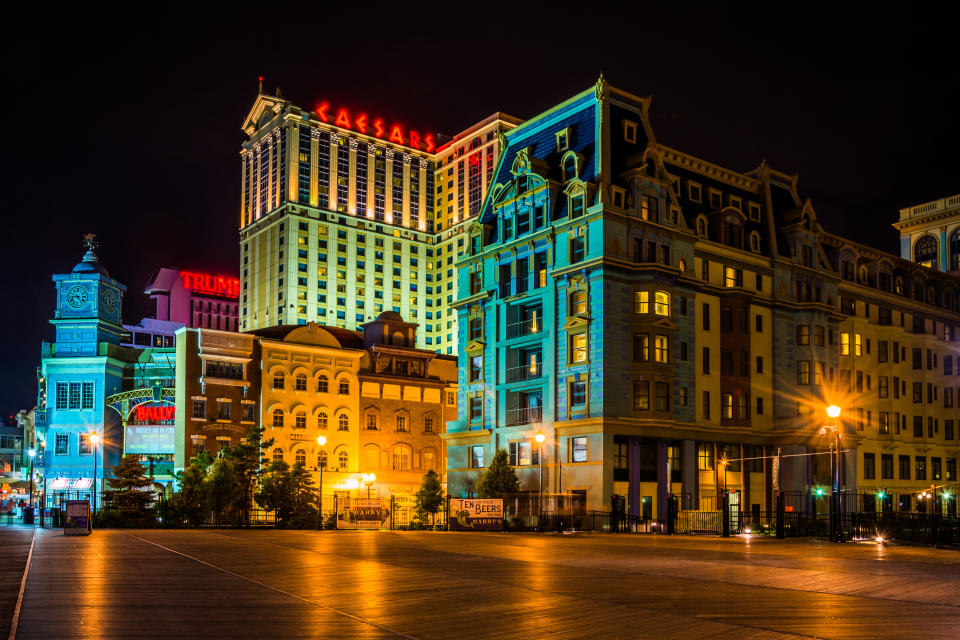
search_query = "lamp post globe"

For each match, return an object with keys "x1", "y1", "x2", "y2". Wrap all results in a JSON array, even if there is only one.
[{"x1": 826, "y1": 405, "x2": 841, "y2": 419}]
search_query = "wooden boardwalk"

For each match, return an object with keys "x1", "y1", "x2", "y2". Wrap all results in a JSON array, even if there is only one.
[{"x1": 11, "y1": 528, "x2": 960, "y2": 639}]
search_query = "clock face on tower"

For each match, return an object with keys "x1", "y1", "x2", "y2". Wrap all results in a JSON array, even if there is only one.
[
  {"x1": 100, "y1": 288, "x2": 118, "y2": 314},
  {"x1": 66, "y1": 286, "x2": 88, "y2": 309}
]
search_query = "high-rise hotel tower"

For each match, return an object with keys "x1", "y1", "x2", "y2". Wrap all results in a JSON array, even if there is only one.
[{"x1": 239, "y1": 86, "x2": 519, "y2": 353}]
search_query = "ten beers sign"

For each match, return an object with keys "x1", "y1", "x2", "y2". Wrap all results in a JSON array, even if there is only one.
[{"x1": 449, "y1": 499, "x2": 503, "y2": 531}]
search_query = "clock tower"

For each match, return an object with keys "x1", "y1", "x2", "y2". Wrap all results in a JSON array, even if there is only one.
[{"x1": 51, "y1": 234, "x2": 126, "y2": 355}]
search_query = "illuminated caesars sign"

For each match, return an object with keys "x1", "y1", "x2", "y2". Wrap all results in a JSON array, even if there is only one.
[
  {"x1": 135, "y1": 405, "x2": 175, "y2": 422},
  {"x1": 316, "y1": 102, "x2": 435, "y2": 153},
  {"x1": 179, "y1": 271, "x2": 241, "y2": 299}
]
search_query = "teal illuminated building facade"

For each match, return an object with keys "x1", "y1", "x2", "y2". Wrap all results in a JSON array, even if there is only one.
[
  {"x1": 446, "y1": 78, "x2": 960, "y2": 519},
  {"x1": 36, "y1": 238, "x2": 127, "y2": 503}
]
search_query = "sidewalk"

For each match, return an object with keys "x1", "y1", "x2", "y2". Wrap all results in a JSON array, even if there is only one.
[{"x1": 0, "y1": 527, "x2": 34, "y2": 637}]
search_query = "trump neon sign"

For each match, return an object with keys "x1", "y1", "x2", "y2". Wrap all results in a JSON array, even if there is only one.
[
  {"x1": 179, "y1": 271, "x2": 241, "y2": 298},
  {"x1": 316, "y1": 102, "x2": 435, "y2": 153}
]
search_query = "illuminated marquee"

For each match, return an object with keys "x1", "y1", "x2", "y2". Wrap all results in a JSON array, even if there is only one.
[
  {"x1": 315, "y1": 102, "x2": 435, "y2": 153},
  {"x1": 179, "y1": 271, "x2": 241, "y2": 298},
  {"x1": 135, "y1": 405, "x2": 175, "y2": 422}
]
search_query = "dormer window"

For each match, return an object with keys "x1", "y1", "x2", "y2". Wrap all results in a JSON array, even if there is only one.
[
  {"x1": 612, "y1": 187, "x2": 625, "y2": 209},
  {"x1": 722, "y1": 215, "x2": 742, "y2": 249},
  {"x1": 556, "y1": 128, "x2": 570, "y2": 152},
  {"x1": 570, "y1": 194, "x2": 585, "y2": 219},
  {"x1": 623, "y1": 120, "x2": 638, "y2": 144},
  {"x1": 915, "y1": 235, "x2": 937, "y2": 268},
  {"x1": 688, "y1": 182, "x2": 702, "y2": 203},
  {"x1": 709, "y1": 189, "x2": 722, "y2": 209},
  {"x1": 728, "y1": 195, "x2": 742, "y2": 211},
  {"x1": 748, "y1": 202, "x2": 761, "y2": 221}
]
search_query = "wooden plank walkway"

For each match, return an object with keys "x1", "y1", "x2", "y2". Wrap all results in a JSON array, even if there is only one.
[
  {"x1": 0, "y1": 527, "x2": 34, "y2": 638},
  {"x1": 13, "y1": 529, "x2": 960, "y2": 639}
]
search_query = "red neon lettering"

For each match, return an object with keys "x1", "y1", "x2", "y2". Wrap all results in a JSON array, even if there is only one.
[
  {"x1": 373, "y1": 118, "x2": 385, "y2": 138},
  {"x1": 389, "y1": 125, "x2": 404, "y2": 144},
  {"x1": 408, "y1": 130, "x2": 420, "y2": 150},
  {"x1": 424, "y1": 134, "x2": 436, "y2": 153},
  {"x1": 135, "y1": 405, "x2": 175, "y2": 422},
  {"x1": 179, "y1": 271, "x2": 241, "y2": 299},
  {"x1": 354, "y1": 113, "x2": 368, "y2": 134},
  {"x1": 316, "y1": 102, "x2": 330, "y2": 122},
  {"x1": 335, "y1": 108, "x2": 351, "y2": 128}
]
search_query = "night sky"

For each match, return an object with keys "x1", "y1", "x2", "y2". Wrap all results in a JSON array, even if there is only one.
[{"x1": 1, "y1": 9, "x2": 956, "y2": 413}]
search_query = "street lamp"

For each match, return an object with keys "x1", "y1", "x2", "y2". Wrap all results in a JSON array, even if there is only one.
[
  {"x1": 316, "y1": 435, "x2": 326, "y2": 530},
  {"x1": 89, "y1": 432, "x2": 100, "y2": 514},
  {"x1": 362, "y1": 473, "x2": 376, "y2": 499},
  {"x1": 535, "y1": 432, "x2": 545, "y2": 516},
  {"x1": 27, "y1": 448, "x2": 36, "y2": 523},
  {"x1": 719, "y1": 456, "x2": 730, "y2": 537},
  {"x1": 821, "y1": 405, "x2": 843, "y2": 542}
]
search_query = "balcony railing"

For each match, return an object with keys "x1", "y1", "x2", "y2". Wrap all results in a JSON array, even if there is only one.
[
  {"x1": 505, "y1": 362, "x2": 542, "y2": 383},
  {"x1": 506, "y1": 315, "x2": 542, "y2": 339},
  {"x1": 506, "y1": 406, "x2": 542, "y2": 426}
]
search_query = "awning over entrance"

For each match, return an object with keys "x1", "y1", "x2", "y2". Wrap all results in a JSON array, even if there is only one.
[{"x1": 48, "y1": 478, "x2": 93, "y2": 490}]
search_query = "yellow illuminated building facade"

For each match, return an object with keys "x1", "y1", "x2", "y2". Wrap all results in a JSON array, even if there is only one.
[
  {"x1": 239, "y1": 88, "x2": 519, "y2": 355},
  {"x1": 253, "y1": 314, "x2": 457, "y2": 504}
]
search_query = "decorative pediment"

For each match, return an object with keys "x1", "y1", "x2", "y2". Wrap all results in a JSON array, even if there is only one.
[
  {"x1": 464, "y1": 339, "x2": 485, "y2": 354},
  {"x1": 652, "y1": 317, "x2": 677, "y2": 331},
  {"x1": 562, "y1": 316, "x2": 590, "y2": 330},
  {"x1": 242, "y1": 93, "x2": 289, "y2": 136}
]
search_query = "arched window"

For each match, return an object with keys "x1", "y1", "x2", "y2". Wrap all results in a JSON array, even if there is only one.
[
  {"x1": 317, "y1": 450, "x2": 327, "y2": 469},
  {"x1": 915, "y1": 235, "x2": 937, "y2": 268},
  {"x1": 570, "y1": 289, "x2": 587, "y2": 315},
  {"x1": 392, "y1": 444, "x2": 412, "y2": 471},
  {"x1": 723, "y1": 215, "x2": 742, "y2": 249},
  {"x1": 338, "y1": 379, "x2": 350, "y2": 395},
  {"x1": 750, "y1": 232, "x2": 760, "y2": 253},
  {"x1": 273, "y1": 372, "x2": 284, "y2": 389},
  {"x1": 697, "y1": 217, "x2": 707, "y2": 237},
  {"x1": 895, "y1": 277, "x2": 903, "y2": 295},
  {"x1": 316, "y1": 375, "x2": 329, "y2": 393},
  {"x1": 272, "y1": 447, "x2": 284, "y2": 463},
  {"x1": 859, "y1": 266, "x2": 869, "y2": 284},
  {"x1": 950, "y1": 229, "x2": 960, "y2": 271},
  {"x1": 927, "y1": 286, "x2": 936, "y2": 305},
  {"x1": 338, "y1": 450, "x2": 349, "y2": 470},
  {"x1": 295, "y1": 373, "x2": 307, "y2": 391},
  {"x1": 295, "y1": 412, "x2": 306, "y2": 429},
  {"x1": 295, "y1": 449, "x2": 306, "y2": 466},
  {"x1": 654, "y1": 291, "x2": 670, "y2": 316},
  {"x1": 317, "y1": 412, "x2": 328, "y2": 430},
  {"x1": 338, "y1": 414, "x2": 349, "y2": 431},
  {"x1": 563, "y1": 155, "x2": 576, "y2": 182},
  {"x1": 272, "y1": 408, "x2": 284, "y2": 428}
]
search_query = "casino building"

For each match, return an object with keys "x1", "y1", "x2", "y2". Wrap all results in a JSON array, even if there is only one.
[
  {"x1": 444, "y1": 78, "x2": 960, "y2": 521},
  {"x1": 238, "y1": 85, "x2": 519, "y2": 354}
]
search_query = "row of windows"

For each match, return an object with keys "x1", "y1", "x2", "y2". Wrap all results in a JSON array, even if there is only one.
[
  {"x1": 271, "y1": 372, "x2": 350, "y2": 395},
  {"x1": 863, "y1": 452, "x2": 957, "y2": 481},
  {"x1": 54, "y1": 382, "x2": 95, "y2": 411},
  {"x1": 52, "y1": 432, "x2": 94, "y2": 456}
]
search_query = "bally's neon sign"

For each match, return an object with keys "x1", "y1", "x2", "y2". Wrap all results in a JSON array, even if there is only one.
[
  {"x1": 179, "y1": 271, "x2": 241, "y2": 298},
  {"x1": 135, "y1": 405, "x2": 175, "y2": 422},
  {"x1": 316, "y1": 102, "x2": 435, "y2": 152}
]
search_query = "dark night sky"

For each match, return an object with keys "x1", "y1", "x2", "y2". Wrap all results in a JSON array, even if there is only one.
[{"x1": 1, "y1": 8, "x2": 957, "y2": 412}]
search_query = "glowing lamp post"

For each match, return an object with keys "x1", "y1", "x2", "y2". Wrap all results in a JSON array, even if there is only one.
[
  {"x1": 316, "y1": 435, "x2": 326, "y2": 530},
  {"x1": 27, "y1": 448, "x2": 36, "y2": 522},
  {"x1": 535, "y1": 432, "x2": 546, "y2": 531},
  {"x1": 820, "y1": 405, "x2": 843, "y2": 542},
  {"x1": 362, "y1": 473, "x2": 376, "y2": 499},
  {"x1": 89, "y1": 432, "x2": 100, "y2": 514},
  {"x1": 720, "y1": 456, "x2": 730, "y2": 537}
]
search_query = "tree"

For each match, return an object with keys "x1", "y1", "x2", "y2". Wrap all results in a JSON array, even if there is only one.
[
  {"x1": 171, "y1": 462, "x2": 206, "y2": 526},
  {"x1": 256, "y1": 460, "x2": 295, "y2": 527},
  {"x1": 105, "y1": 454, "x2": 154, "y2": 512},
  {"x1": 287, "y1": 463, "x2": 318, "y2": 528},
  {"x1": 224, "y1": 425, "x2": 274, "y2": 527},
  {"x1": 475, "y1": 448, "x2": 519, "y2": 498},
  {"x1": 204, "y1": 456, "x2": 242, "y2": 525},
  {"x1": 415, "y1": 470, "x2": 444, "y2": 527}
]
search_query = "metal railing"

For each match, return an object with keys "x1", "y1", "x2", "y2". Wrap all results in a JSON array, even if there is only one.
[
  {"x1": 506, "y1": 315, "x2": 542, "y2": 339},
  {"x1": 505, "y1": 362, "x2": 542, "y2": 383},
  {"x1": 505, "y1": 406, "x2": 542, "y2": 426}
]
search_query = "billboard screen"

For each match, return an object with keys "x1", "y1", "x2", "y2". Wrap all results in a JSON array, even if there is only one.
[{"x1": 124, "y1": 425, "x2": 176, "y2": 454}]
